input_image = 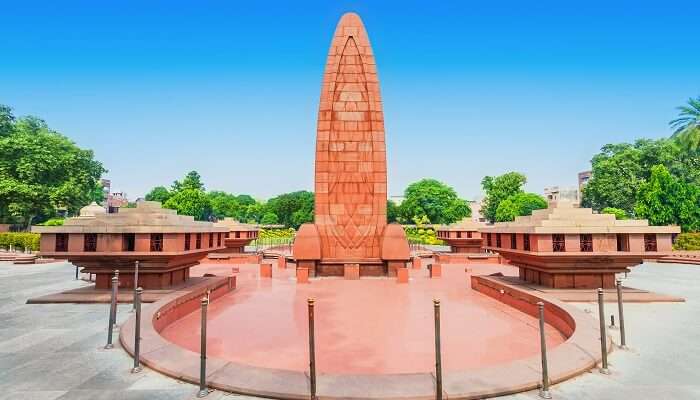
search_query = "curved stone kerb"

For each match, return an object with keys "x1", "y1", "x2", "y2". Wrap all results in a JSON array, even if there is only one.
[{"x1": 120, "y1": 272, "x2": 609, "y2": 399}]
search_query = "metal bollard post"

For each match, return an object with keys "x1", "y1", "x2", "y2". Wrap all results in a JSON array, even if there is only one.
[
  {"x1": 132, "y1": 287, "x2": 143, "y2": 373},
  {"x1": 197, "y1": 297, "x2": 209, "y2": 398},
  {"x1": 111, "y1": 270, "x2": 120, "y2": 329},
  {"x1": 610, "y1": 315, "x2": 616, "y2": 329},
  {"x1": 537, "y1": 302, "x2": 552, "y2": 399},
  {"x1": 105, "y1": 276, "x2": 118, "y2": 349},
  {"x1": 616, "y1": 279, "x2": 627, "y2": 349},
  {"x1": 308, "y1": 298, "x2": 317, "y2": 400},
  {"x1": 597, "y1": 288, "x2": 610, "y2": 374},
  {"x1": 434, "y1": 299, "x2": 443, "y2": 400},
  {"x1": 132, "y1": 261, "x2": 140, "y2": 313},
  {"x1": 75, "y1": 266, "x2": 79, "y2": 280}
]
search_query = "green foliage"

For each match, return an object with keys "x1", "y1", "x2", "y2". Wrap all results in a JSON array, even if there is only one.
[
  {"x1": 670, "y1": 96, "x2": 700, "y2": 151},
  {"x1": 0, "y1": 232, "x2": 40, "y2": 251},
  {"x1": 145, "y1": 186, "x2": 172, "y2": 204},
  {"x1": 495, "y1": 192, "x2": 547, "y2": 222},
  {"x1": 481, "y1": 172, "x2": 527, "y2": 223},
  {"x1": 404, "y1": 217, "x2": 443, "y2": 245},
  {"x1": 207, "y1": 191, "x2": 240, "y2": 220},
  {"x1": 0, "y1": 105, "x2": 15, "y2": 137},
  {"x1": 581, "y1": 139, "x2": 699, "y2": 214},
  {"x1": 387, "y1": 200, "x2": 399, "y2": 223},
  {"x1": 41, "y1": 218, "x2": 65, "y2": 226},
  {"x1": 601, "y1": 207, "x2": 628, "y2": 220},
  {"x1": 259, "y1": 228, "x2": 296, "y2": 239},
  {"x1": 398, "y1": 179, "x2": 470, "y2": 224},
  {"x1": 634, "y1": 165, "x2": 700, "y2": 232},
  {"x1": 163, "y1": 188, "x2": 212, "y2": 221},
  {"x1": 235, "y1": 194, "x2": 256, "y2": 206},
  {"x1": 673, "y1": 233, "x2": 700, "y2": 250},
  {"x1": 0, "y1": 105, "x2": 106, "y2": 227},
  {"x1": 260, "y1": 212, "x2": 279, "y2": 225},
  {"x1": 172, "y1": 170, "x2": 205, "y2": 192},
  {"x1": 265, "y1": 191, "x2": 314, "y2": 229}
]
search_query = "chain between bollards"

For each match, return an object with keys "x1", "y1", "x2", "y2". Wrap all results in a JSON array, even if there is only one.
[
  {"x1": 617, "y1": 279, "x2": 627, "y2": 349},
  {"x1": 308, "y1": 298, "x2": 317, "y2": 400},
  {"x1": 434, "y1": 299, "x2": 443, "y2": 400},
  {"x1": 132, "y1": 261, "x2": 140, "y2": 313},
  {"x1": 197, "y1": 297, "x2": 209, "y2": 397},
  {"x1": 597, "y1": 288, "x2": 610, "y2": 374},
  {"x1": 537, "y1": 302, "x2": 552, "y2": 399},
  {"x1": 105, "y1": 275, "x2": 118, "y2": 349},
  {"x1": 132, "y1": 287, "x2": 143, "y2": 373}
]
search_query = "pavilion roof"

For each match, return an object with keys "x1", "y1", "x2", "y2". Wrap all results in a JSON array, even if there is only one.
[
  {"x1": 32, "y1": 201, "x2": 227, "y2": 234},
  {"x1": 480, "y1": 201, "x2": 680, "y2": 234}
]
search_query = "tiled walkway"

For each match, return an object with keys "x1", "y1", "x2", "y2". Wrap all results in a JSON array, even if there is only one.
[{"x1": 0, "y1": 261, "x2": 255, "y2": 400}]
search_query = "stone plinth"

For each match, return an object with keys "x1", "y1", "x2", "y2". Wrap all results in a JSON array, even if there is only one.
[
  {"x1": 344, "y1": 263, "x2": 360, "y2": 280},
  {"x1": 434, "y1": 252, "x2": 501, "y2": 265},
  {"x1": 436, "y1": 218, "x2": 487, "y2": 254},
  {"x1": 429, "y1": 263, "x2": 442, "y2": 278},
  {"x1": 481, "y1": 201, "x2": 680, "y2": 289},
  {"x1": 32, "y1": 201, "x2": 228, "y2": 289},
  {"x1": 397, "y1": 267, "x2": 409, "y2": 283},
  {"x1": 292, "y1": 12, "x2": 410, "y2": 276},
  {"x1": 260, "y1": 263, "x2": 272, "y2": 278},
  {"x1": 411, "y1": 257, "x2": 422, "y2": 269}
]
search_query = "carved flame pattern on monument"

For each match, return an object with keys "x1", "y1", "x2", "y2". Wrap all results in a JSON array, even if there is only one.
[{"x1": 315, "y1": 13, "x2": 387, "y2": 260}]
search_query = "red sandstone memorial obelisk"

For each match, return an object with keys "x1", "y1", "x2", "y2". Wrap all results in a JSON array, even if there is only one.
[{"x1": 293, "y1": 12, "x2": 410, "y2": 277}]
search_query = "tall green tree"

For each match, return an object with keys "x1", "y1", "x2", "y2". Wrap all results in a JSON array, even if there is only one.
[
  {"x1": 635, "y1": 165, "x2": 700, "y2": 232},
  {"x1": 260, "y1": 212, "x2": 280, "y2": 225},
  {"x1": 481, "y1": 172, "x2": 527, "y2": 223},
  {"x1": 387, "y1": 200, "x2": 399, "y2": 223},
  {"x1": 207, "y1": 191, "x2": 241, "y2": 220},
  {"x1": 0, "y1": 105, "x2": 15, "y2": 137},
  {"x1": 398, "y1": 179, "x2": 470, "y2": 224},
  {"x1": 145, "y1": 186, "x2": 172, "y2": 204},
  {"x1": 163, "y1": 188, "x2": 212, "y2": 221},
  {"x1": 0, "y1": 108, "x2": 105, "y2": 227},
  {"x1": 266, "y1": 190, "x2": 314, "y2": 228},
  {"x1": 670, "y1": 96, "x2": 700, "y2": 151},
  {"x1": 495, "y1": 192, "x2": 547, "y2": 222},
  {"x1": 581, "y1": 139, "x2": 695, "y2": 214},
  {"x1": 172, "y1": 170, "x2": 205, "y2": 192}
]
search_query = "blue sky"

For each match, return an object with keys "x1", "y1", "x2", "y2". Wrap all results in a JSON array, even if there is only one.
[{"x1": 2, "y1": 0, "x2": 698, "y2": 200}]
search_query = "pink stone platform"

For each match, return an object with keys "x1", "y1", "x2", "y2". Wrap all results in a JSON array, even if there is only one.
[{"x1": 119, "y1": 262, "x2": 608, "y2": 399}]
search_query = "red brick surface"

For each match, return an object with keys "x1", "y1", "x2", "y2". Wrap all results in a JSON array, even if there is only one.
[{"x1": 314, "y1": 12, "x2": 388, "y2": 262}]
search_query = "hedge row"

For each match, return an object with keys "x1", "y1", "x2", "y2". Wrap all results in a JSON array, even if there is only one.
[
  {"x1": 0, "y1": 232, "x2": 40, "y2": 251},
  {"x1": 673, "y1": 233, "x2": 700, "y2": 251}
]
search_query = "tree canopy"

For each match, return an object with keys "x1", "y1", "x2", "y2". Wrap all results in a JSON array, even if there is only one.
[
  {"x1": 494, "y1": 192, "x2": 547, "y2": 222},
  {"x1": 581, "y1": 139, "x2": 700, "y2": 215},
  {"x1": 634, "y1": 165, "x2": 700, "y2": 232},
  {"x1": 670, "y1": 96, "x2": 700, "y2": 151},
  {"x1": 145, "y1": 186, "x2": 172, "y2": 204},
  {"x1": 0, "y1": 105, "x2": 105, "y2": 227},
  {"x1": 163, "y1": 188, "x2": 212, "y2": 221},
  {"x1": 481, "y1": 172, "x2": 527, "y2": 223},
  {"x1": 398, "y1": 179, "x2": 470, "y2": 224},
  {"x1": 265, "y1": 191, "x2": 314, "y2": 229}
]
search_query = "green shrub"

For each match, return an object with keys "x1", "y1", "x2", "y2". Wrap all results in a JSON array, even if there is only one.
[
  {"x1": 41, "y1": 218, "x2": 65, "y2": 226},
  {"x1": 404, "y1": 226, "x2": 444, "y2": 245},
  {"x1": 673, "y1": 233, "x2": 700, "y2": 250},
  {"x1": 602, "y1": 207, "x2": 628, "y2": 220},
  {"x1": 0, "y1": 232, "x2": 40, "y2": 251}
]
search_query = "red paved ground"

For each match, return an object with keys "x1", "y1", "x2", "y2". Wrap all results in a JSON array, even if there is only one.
[{"x1": 162, "y1": 262, "x2": 565, "y2": 374}]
